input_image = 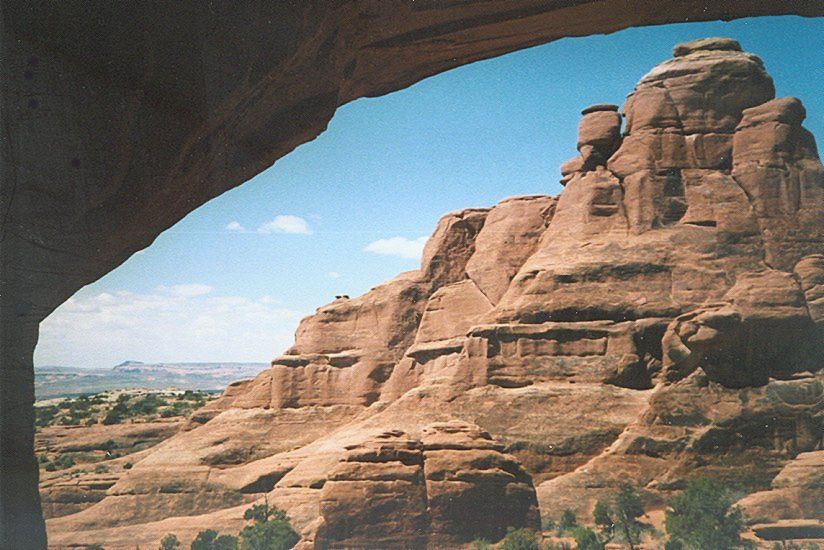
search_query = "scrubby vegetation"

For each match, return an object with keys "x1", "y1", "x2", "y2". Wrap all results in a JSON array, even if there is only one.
[
  {"x1": 771, "y1": 542, "x2": 821, "y2": 550},
  {"x1": 664, "y1": 477, "x2": 746, "y2": 550},
  {"x1": 190, "y1": 530, "x2": 238, "y2": 550},
  {"x1": 499, "y1": 528, "x2": 543, "y2": 550},
  {"x1": 42, "y1": 453, "x2": 75, "y2": 471},
  {"x1": 36, "y1": 389, "x2": 217, "y2": 479},
  {"x1": 182, "y1": 501, "x2": 299, "y2": 550},
  {"x1": 159, "y1": 533, "x2": 181, "y2": 549},
  {"x1": 531, "y1": 478, "x2": 763, "y2": 550},
  {"x1": 34, "y1": 389, "x2": 215, "y2": 429}
]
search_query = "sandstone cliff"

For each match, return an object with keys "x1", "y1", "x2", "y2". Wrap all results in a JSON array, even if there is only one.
[{"x1": 47, "y1": 38, "x2": 823, "y2": 549}]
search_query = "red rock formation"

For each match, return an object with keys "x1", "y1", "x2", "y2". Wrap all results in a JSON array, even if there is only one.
[
  {"x1": 315, "y1": 422, "x2": 539, "y2": 549},
  {"x1": 46, "y1": 38, "x2": 823, "y2": 548}
]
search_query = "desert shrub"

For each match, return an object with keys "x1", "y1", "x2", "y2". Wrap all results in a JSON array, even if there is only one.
[
  {"x1": 35, "y1": 405, "x2": 59, "y2": 427},
  {"x1": 89, "y1": 394, "x2": 107, "y2": 405},
  {"x1": 238, "y1": 502, "x2": 299, "y2": 550},
  {"x1": 614, "y1": 484, "x2": 645, "y2": 549},
  {"x1": 102, "y1": 406, "x2": 125, "y2": 425},
  {"x1": 190, "y1": 530, "x2": 237, "y2": 550},
  {"x1": 557, "y1": 509, "x2": 578, "y2": 535},
  {"x1": 122, "y1": 393, "x2": 165, "y2": 416},
  {"x1": 593, "y1": 500, "x2": 613, "y2": 541},
  {"x1": 499, "y1": 528, "x2": 541, "y2": 550},
  {"x1": 86, "y1": 544, "x2": 104, "y2": 550},
  {"x1": 665, "y1": 477, "x2": 746, "y2": 550},
  {"x1": 123, "y1": 462, "x2": 133, "y2": 470},
  {"x1": 94, "y1": 464, "x2": 110, "y2": 473},
  {"x1": 572, "y1": 526, "x2": 604, "y2": 550},
  {"x1": 159, "y1": 533, "x2": 180, "y2": 549},
  {"x1": 470, "y1": 539, "x2": 492, "y2": 549},
  {"x1": 48, "y1": 454, "x2": 75, "y2": 470}
]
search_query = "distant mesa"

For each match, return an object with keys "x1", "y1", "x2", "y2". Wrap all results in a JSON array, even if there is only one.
[{"x1": 35, "y1": 361, "x2": 270, "y2": 399}]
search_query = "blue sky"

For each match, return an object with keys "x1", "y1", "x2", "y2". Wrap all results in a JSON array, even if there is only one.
[{"x1": 34, "y1": 16, "x2": 824, "y2": 368}]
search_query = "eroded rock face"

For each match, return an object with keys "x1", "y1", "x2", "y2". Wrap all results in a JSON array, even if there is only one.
[
  {"x1": 47, "y1": 38, "x2": 823, "y2": 548},
  {"x1": 315, "y1": 422, "x2": 539, "y2": 549}
]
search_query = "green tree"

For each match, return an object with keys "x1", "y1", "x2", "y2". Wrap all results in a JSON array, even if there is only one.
[
  {"x1": 614, "y1": 484, "x2": 645, "y2": 549},
  {"x1": 557, "y1": 509, "x2": 578, "y2": 534},
  {"x1": 665, "y1": 477, "x2": 746, "y2": 550},
  {"x1": 593, "y1": 500, "x2": 614, "y2": 542},
  {"x1": 572, "y1": 526, "x2": 604, "y2": 550},
  {"x1": 190, "y1": 530, "x2": 237, "y2": 550},
  {"x1": 159, "y1": 533, "x2": 180, "y2": 550},
  {"x1": 499, "y1": 528, "x2": 541, "y2": 550},
  {"x1": 238, "y1": 502, "x2": 299, "y2": 550}
]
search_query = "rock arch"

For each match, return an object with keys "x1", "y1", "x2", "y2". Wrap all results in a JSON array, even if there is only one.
[{"x1": 2, "y1": 2, "x2": 823, "y2": 547}]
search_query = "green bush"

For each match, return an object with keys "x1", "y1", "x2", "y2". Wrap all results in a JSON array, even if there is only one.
[
  {"x1": 190, "y1": 530, "x2": 238, "y2": 550},
  {"x1": 102, "y1": 407, "x2": 125, "y2": 425},
  {"x1": 238, "y1": 502, "x2": 299, "y2": 550},
  {"x1": 593, "y1": 500, "x2": 613, "y2": 541},
  {"x1": 35, "y1": 405, "x2": 59, "y2": 427},
  {"x1": 572, "y1": 526, "x2": 604, "y2": 550},
  {"x1": 159, "y1": 533, "x2": 180, "y2": 550},
  {"x1": 665, "y1": 477, "x2": 745, "y2": 550},
  {"x1": 614, "y1": 484, "x2": 645, "y2": 549},
  {"x1": 130, "y1": 394, "x2": 167, "y2": 415},
  {"x1": 470, "y1": 538, "x2": 492, "y2": 550},
  {"x1": 499, "y1": 528, "x2": 541, "y2": 550},
  {"x1": 557, "y1": 509, "x2": 578, "y2": 535},
  {"x1": 48, "y1": 454, "x2": 76, "y2": 471}
]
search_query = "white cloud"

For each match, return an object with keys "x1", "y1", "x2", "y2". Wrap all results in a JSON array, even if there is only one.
[
  {"x1": 364, "y1": 236, "x2": 428, "y2": 260},
  {"x1": 225, "y1": 221, "x2": 246, "y2": 232},
  {"x1": 169, "y1": 283, "x2": 213, "y2": 298},
  {"x1": 328, "y1": 272, "x2": 342, "y2": 279},
  {"x1": 34, "y1": 285, "x2": 305, "y2": 369},
  {"x1": 257, "y1": 215, "x2": 312, "y2": 235}
]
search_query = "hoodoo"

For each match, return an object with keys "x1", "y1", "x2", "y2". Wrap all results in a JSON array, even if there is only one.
[{"x1": 47, "y1": 38, "x2": 823, "y2": 548}]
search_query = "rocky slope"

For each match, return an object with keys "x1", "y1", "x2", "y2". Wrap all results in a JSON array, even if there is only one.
[{"x1": 47, "y1": 38, "x2": 823, "y2": 548}]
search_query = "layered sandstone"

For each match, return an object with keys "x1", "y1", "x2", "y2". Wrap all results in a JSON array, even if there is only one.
[
  {"x1": 314, "y1": 422, "x2": 539, "y2": 549},
  {"x1": 6, "y1": 5, "x2": 824, "y2": 547},
  {"x1": 48, "y1": 38, "x2": 823, "y2": 549}
]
